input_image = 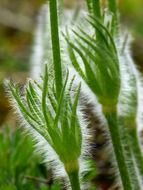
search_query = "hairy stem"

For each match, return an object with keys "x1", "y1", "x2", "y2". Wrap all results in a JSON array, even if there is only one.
[
  {"x1": 86, "y1": 0, "x2": 101, "y2": 18},
  {"x1": 129, "y1": 127, "x2": 143, "y2": 177},
  {"x1": 92, "y1": 0, "x2": 101, "y2": 18},
  {"x1": 107, "y1": 0, "x2": 119, "y2": 34},
  {"x1": 49, "y1": 0, "x2": 62, "y2": 97},
  {"x1": 119, "y1": 120, "x2": 141, "y2": 189},
  {"x1": 86, "y1": 0, "x2": 93, "y2": 14},
  {"x1": 67, "y1": 170, "x2": 81, "y2": 190},
  {"x1": 86, "y1": 0, "x2": 102, "y2": 42},
  {"x1": 65, "y1": 160, "x2": 81, "y2": 190},
  {"x1": 104, "y1": 109, "x2": 132, "y2": 190},
  {"x1": 108, "y1": 0, "x2": 118, "y2": 15}
]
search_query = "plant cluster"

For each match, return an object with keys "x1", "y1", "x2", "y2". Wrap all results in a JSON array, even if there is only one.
[
  {"x1": 0, "y1": 126, "x2": 62, "y2": 190},
  {"x1": 7, "y1": 0, "x2": 143, "y2": 189}
]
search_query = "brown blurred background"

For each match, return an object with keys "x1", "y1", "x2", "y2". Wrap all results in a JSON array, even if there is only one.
[
  {"x1": 0, "y1": 0, "x2": 44, "y2": 124},
  {"x1": 0, "y1": 0, "x2": 143, "y2": 125}
]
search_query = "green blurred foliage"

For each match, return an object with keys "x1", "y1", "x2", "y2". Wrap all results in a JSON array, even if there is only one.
[
  {"x1": 0, "y1": 125, "x2": 97, "y2": 189},
  {"x1": 119, "y1": 0, "x2": 143, "y2": 36},
  {"x1": 0, "y1": 125, "x2": 61, "y2": 190},
  {"x1": 120, "y1": 0, "x2": 142, "y2": 16}
]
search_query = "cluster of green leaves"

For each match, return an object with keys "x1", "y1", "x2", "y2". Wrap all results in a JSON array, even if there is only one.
[
  {"x1": 65, "y1": 0, "x2": 143, "y2": 189},
  {"x1": 0, "y1": 125, "x2": 61, "y2": 190},
  {"x1": 65, "y1": 10, "x2": 132, "y2": 190},
  {"x1": 7, "y1": 0, "x2": 84, "y2": 189},
  {"x1": 120, "y1": 0, "x2": 143, "y2": 36},
  {"x1": 9, "y1": 67, "x2": 82, "y2": 171},
  {"x1": 66, "y1": 16, "x2": 120, "y2": 107}
]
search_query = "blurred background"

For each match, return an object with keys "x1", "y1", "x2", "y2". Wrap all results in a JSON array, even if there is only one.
[{"x1": 0, "y1": 0, "x2": 143, "y2": 189}]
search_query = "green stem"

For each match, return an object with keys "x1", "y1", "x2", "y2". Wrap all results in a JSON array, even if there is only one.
[
  {"x1": 67, "y1": 170, "x2": 81, "y2": 190},
  {"x1": 65, "y1": 161, "x2": 81, "y2": 190},
  {"x1": 86, "y1": 0, "x2": 102, "y2": 42},
  {"x1": 108, "y1": 0, "x2": 118, "y2": 15},
  {"x1": 107, "y1": 0, "x2": 119, "y2": 35},
  {"x1": 129, "y1": 128, "x2": 143, "y2": 176},
  {"x1": 104, "y1": 109, "x2": 132, "y2": 190},
  {"x1": 119, "y1": 120, "x2": 141, "y2": 189},
  {"x1": 92, "y1": 0, "x2": 101, "y2": 18},
  {"x1": 49, "y1": 0, "x2": 62, "y2": 97},
  {"x1": 86, "y1": 0, "x2": 101, "y2": 18},
  {"x1": 86, "y1": 0, "x2": 93, "y2": 14}
]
